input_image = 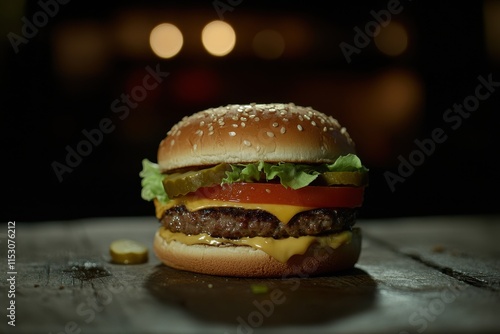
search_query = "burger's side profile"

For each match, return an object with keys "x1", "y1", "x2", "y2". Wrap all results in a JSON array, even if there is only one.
[{"x1": 140, "y1": 103, "x2": 368, "y2": 277}]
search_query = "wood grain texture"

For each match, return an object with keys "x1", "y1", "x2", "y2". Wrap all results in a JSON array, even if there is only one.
[
  {"x1": 362, "y1": 215, "x2": 500, "y2": 291},
  {"x1": 1, "y1": 216, "x2": 499, "y2": 334}
]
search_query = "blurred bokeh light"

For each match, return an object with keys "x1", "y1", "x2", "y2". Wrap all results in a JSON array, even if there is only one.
[
  {"x1": 374, "y1": 21, "x2": 409, "y2": 57},
  {"x1": 484, "y1": 0, "x2": 500, "y2": 63},
  {"x1": 52, "y1": 21, "x2": 110, "y2": 79},
  {"x1": 253, "y1": 29, "x2": 285, "y2": 59},
  {"x1": 150, "y1": 23, "x2": 183, "y2": 58},
  {"x1": 201, "y1": 20, "x2": 236, "y2": 56}
]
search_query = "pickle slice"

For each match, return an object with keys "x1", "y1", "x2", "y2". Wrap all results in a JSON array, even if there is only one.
[
  {"x1": 319, "y1": 171, "x2": 368, "y2": 186},
  {"x1": 109, "y1": 239, "x2": 148, "y2": 264},
  {"x1": 163, "y1": 163, "x2": 231, "y2": 198}
]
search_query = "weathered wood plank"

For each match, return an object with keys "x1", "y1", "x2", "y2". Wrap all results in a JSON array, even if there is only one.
[
  {"x1": 1, "y1": 217, "x2": 499, "y2": 334},
  {"x1": 361, "y1": 215, "x2": 500, "y2": 291}
]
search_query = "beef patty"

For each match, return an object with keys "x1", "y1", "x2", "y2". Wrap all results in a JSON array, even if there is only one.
[{"x1": 160, "y1": 206, "x2": 357, "y2": 239}]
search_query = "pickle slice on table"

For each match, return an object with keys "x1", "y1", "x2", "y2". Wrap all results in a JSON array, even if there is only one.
[
  {"x1": 163, "y1": 163, "x2": 231, "y2": 198},
  {"x1": 110, "y1": 239, "x2": 148, "y2": 264},
  {"x1": 319, "y1": 171, "x2": 368, "y2": 186}
]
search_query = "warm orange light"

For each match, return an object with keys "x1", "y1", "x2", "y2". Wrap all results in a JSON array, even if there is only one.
[
  {"x1": 149, "y1": 23, "x2": 183, "y2": 58},
  {"x1": 374, "y1": 22, "x2": 408, "y2": 57},
  {"x1": 253, "y1": 29, "x2": 285, "y2": 59},
  {"x1": 484, "y1": 0, "x2": 500, "y2": 62},
  {"x1": 201, "y1": 20, "x2": 236, "y2": 56},
  {"x1": 52, "y1": 22, "x2": 108, "y2": 78}
]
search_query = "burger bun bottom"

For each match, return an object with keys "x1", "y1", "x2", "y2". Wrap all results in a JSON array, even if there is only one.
[{"x1": 153, "y1": 228, "x2": 361, "y2": 277}]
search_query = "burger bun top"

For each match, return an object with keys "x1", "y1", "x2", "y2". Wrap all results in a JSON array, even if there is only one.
[{"x1": 158, "y1": 103, "x2": 355, "y2": 172}]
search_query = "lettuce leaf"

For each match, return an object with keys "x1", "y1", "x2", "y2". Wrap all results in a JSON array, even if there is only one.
[
  {"x1": 261, "y1": 162, "x2": 319, "y2": 189},
  {"x1": 325, "y1": 154, "x2": 369, "y2": 173},
  {"x1": 224, "y1": 163, "x2": 262, "y2": 183},
  {"x1": 221, "y1": 154, "x2": 367, "y2": 190},
  {"x1": 139, "y1": 159, "x2": 168, "y2": 203},
  {"x1": 222, "y1": 161, "x2": 318, "y2": 190}
]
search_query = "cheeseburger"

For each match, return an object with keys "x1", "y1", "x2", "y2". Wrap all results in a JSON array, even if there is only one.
[{"x1": 140, "y1": 103, "x2": 368, "y2": 277}]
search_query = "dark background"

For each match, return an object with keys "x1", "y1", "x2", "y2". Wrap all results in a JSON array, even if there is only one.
[{"x1": 1, "y1": 0, "x2": 499, "y2": 222}]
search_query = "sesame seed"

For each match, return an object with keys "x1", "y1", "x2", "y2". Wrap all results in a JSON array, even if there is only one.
[
  {"x1": 280, "y1": 126, "x2": 286, "y2": 134},
  {"x1": 240, "y1": 117, "x2": 247, "y2": 121},
  {"x1": 232, "y1": 116, "x2": 238, "y2": 121},
  {"x1": 249, "y1": 114, "x2": 256, "y2": 118},
  {"x1": 329, "y1": 116, "x2": 340, "y2": 128},
  {"x1": 254, "y1": 117, "x2": 260, "y2": 122},
  {"x1": 297, "y1": 124, "x2": 303, "y2": 131},
  {"x1": 243, "y1": 140, "x2": 251, "y2": 146},
  {"x1": 241, "y1": 122, "x2": 246, "y2": 127},
  {"x1": 199, "y1": 121, "x2": 205, "y2": 127},
  {"x1": 265, "y1": 188, "x2": 271, "y2": 193},
  {"x1": 304, "y1": 114, "x2": 310, "y2": 120},
  {"x1": 298, "y1": 115, "x2": 304, "y2": 121},
  {"x1": 340, "y1": 127, "x2": 347, "y2": 134},
  {"x1": 311, "y1": 120, "x2": 317, "y2": 126},
  {"x1": 232, "y1": 123, "x2": 238, "y2": 128},
  {"x1": 170, "y1": 139, "x2": 175, "y2": 146},
  {"x1": 193, "y1": 144, "x2": 197, "y2": 150},
  {"x1": 267, "y1": 131, "x2": 274, "y2": 137},
  {"x1": 208, "y1": 131, "x2": 214, "y2": 135},
  {"x1": 323, "y1": 126, "x2": 327, "y2": 132},
  {"x1": 229, "y1": 131, "x2": 236, "y2": 137},
  {"x1": 282, "y1": 118, "x2": 289, "y2": 122},
  {"x1": 272, "y1": 122, "x2": 279, "y2": 128}
]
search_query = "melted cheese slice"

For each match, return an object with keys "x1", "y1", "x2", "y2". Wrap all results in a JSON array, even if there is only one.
[
  {"x1": 159, "y1": 227, "x2": 353, "y2": 263},
  {"x1": 155, "y1": 196, "x2": 316, "y2": 224}
]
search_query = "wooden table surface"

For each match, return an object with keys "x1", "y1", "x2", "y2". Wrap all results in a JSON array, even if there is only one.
[{"x1": 1, "y1": 215, "x2": 499, "y2": 334}]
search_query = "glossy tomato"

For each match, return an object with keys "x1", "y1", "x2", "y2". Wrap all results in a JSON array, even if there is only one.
[{"x1": 193, "y1": 183, "x2": 364, "y2": 208}]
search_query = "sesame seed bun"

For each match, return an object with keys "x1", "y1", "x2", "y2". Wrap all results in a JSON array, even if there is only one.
[
  {"x1": 153, "y1": 228, "x2": 362, "y2": 278},
  {"x1": 158, "y1": 103, "x2": 355, "y2": 172}
]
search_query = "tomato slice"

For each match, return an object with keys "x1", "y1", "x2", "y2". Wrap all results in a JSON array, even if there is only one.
[{"x1": 193, "y1": 183, "x2": 364, "y2": 208}]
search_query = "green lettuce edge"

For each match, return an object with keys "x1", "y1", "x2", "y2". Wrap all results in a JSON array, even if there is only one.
[{"x1": 139, "y1": 159, "x2": 168, "y2": 203}]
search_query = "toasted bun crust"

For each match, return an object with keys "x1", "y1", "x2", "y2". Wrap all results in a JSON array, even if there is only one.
[
  {"x1": 153, "y1": 228, "x2": 361, "y2": 277},
  {"x1": 158, "y1": 103, "x2": 356, "y2": 172}
]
